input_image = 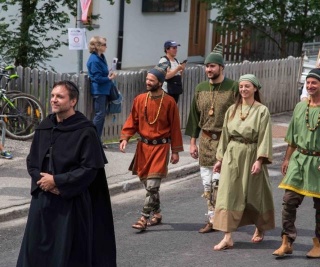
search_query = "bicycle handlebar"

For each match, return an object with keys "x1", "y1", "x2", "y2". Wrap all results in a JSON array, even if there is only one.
[
  {"x1": 0, "y1": 65, "x2": 15, "y2": 71},
  {"x1": 0, "y1": 73, "x2": 10, "y2": 79},
  {"x1": 0, "y1": 73, "x2": 19, "y2": 80},
  {"x1": 0, "y1": 65, "x2": 19, "y2": 83}
]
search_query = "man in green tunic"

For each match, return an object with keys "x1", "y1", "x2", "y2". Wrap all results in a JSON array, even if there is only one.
[
  {"x1": 273, "y1": 68, "x2": 320, "y2": 258},
  {"x1": 185, "y1": 43, "x2": 238, "y2": 233}
]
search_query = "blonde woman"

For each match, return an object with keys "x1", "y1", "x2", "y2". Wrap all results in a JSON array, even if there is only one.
[
  {"x1": 86, "y1": 36, "x2": 116, "y2": 145},
  {"x1": 212, "y1": 74, "x2": 275, "y2": 250}
]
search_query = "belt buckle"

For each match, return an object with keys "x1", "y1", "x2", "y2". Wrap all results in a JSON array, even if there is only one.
[
  {"x1": 152, "y1": 140, "x2": 157, "y2": 145},
  {"x1": 211, "y1": 133, "x2": 218, "y2": 140}
]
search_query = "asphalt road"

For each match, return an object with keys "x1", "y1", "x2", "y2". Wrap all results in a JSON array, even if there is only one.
[{"x1": 0, "y1": 159, "x2": 319, "y2": 267}]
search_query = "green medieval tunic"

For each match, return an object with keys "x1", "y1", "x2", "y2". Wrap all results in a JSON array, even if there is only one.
[
  {"x1": 213, "y1": 103, "x2": 275, "y2": 232},
  {"x1": 279, "y1": 101, "x2": 320, "y2": 198},
  {"x1": 185, "y1": 78, "x2": 238, "y2": 166}
]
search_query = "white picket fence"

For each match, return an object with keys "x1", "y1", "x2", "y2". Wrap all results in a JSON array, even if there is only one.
[{"x1": 5, "y1": 57, "x2": 302, "y2": 141}]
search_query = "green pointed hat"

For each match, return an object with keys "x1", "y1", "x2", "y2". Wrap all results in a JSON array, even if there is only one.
[{"x1": 204, "y1": 42, "x2": 224, "y2": 66}]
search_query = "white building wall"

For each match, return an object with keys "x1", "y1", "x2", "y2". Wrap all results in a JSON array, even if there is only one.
[
  {"x1": 121, "y1": 1, "x2": 190, "y2": 69},
  {"x1": 206, "y1": 9, "x2": 219, "y2": 56},
  {"x1": 2, "y1": 1, "x2": 219, "y2": 73},
  {"x1": 49, "y1": 1, "x2": 190, "y2": 73},
  {"x1": 48, "y1": 1, "x2": 120, "y2": 73}
]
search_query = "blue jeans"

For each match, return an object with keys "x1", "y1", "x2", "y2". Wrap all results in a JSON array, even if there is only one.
[{"x1": 92, "y1": 95, "x2": 108, "y2": 139}]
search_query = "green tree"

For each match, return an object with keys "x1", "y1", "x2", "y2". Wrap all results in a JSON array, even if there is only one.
[
  {"x1": 203, "y1": 0, "x2": 320, "y2": 58},
  {"x1": 0, "y1": 0, "x2": 130, "y2": 70}
]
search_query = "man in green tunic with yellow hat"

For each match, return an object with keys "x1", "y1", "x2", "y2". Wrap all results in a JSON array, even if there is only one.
[{"x1": 273, "y1": 68, "x2": 320, "y2": 258}]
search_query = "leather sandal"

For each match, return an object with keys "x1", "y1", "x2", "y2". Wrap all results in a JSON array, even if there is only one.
[
  {"x1": 132, "y1": 217, "x2": 147, "y2": 231},
  {"x1": 199, "y1": 222, "x2": 214, "y2": 233},
  {"x1": 147, "y1": 214, "x2": 162, "y2": 226}
]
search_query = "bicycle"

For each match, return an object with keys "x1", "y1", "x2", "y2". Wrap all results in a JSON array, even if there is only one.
[{"x1": 0, "y1": 66, "x2": 45, "y2": 140}]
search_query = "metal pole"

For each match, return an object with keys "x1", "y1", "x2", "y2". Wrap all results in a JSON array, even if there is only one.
[
  {"x1": 0, "y1": 120, "x2": 6, "y2": 146},
  {"x1": 76, "y1": 0, "x2": 83, "y2": 74},
  {"x1": 116, "y1": 0, "x2": 125, "y2": 70}
]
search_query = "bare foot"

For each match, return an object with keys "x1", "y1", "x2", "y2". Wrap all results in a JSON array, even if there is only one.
[
  {"x1": 251, "y1": 228, "x2": 264, "y2": 243},
  {"x1": 213, "y1": 239, "x2": 234, "y2": 251}
]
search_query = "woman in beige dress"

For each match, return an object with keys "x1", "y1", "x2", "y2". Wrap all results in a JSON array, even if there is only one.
[{"x1": 212, "y1": 74, "x2": 275, "y2": 250}]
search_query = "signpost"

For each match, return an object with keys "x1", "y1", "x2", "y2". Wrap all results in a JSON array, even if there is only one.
[{"x1": 76, "y1": 1, "x2": 83, "y2": 74}]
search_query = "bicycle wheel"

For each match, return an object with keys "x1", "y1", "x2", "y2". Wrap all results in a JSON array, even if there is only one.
[{"x1": 1, "y1": 93, "x2": 45, "y2": 140}]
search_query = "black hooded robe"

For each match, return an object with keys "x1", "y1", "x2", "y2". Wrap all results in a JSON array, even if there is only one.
[{"x1": 17, "y1": 111, "x2": 116, "y2": 267}]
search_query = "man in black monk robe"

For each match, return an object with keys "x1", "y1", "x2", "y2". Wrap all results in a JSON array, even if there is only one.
[{"x1": 17, "y1": 80, "x2": 116, "y2": 267}]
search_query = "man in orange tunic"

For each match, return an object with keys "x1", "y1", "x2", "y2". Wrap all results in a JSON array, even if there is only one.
[{"x1": 119, "y1": 64, "x2": 184, "y2": 231}]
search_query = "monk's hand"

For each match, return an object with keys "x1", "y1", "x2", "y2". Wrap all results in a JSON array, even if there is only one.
[
  {"x1": 49, "y1": 187, "x2": 60, "y2": 195},
  {"x1": 37, "y1": 172, "x2": 55, "y2": 191}
]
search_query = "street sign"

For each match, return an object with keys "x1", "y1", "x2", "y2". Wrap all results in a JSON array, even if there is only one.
[{"x1": 68, "y1": 28, "x2": 87, "y2": 50}]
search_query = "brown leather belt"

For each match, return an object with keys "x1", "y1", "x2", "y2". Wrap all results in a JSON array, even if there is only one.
[
  {"x1": 202, "y1": 130, "x2": 221, "y2": 140},
  {"x1": 230, "y1": 136, "x2": 257, "y2": 144},
  {"x1": 297, "y1": 147, "x2": 320, "y2": 156}
]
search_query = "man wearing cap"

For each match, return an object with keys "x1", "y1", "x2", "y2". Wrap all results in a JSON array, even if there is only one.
[
  {"x1": 300, "y1": 63, "x2": 320, "y2": 101},
  {"x1": 119, "y1": 64, "x2": 183, "y2": 231},
  {"x1": 273, "y1": 68, "x2": 320, "y2": 258},
  {"x1": 185, "y1": 43, "x2": 238, "y2": 233},
  {"x1": 159, "y1": 40, "x2": 186, "y2": 103}
]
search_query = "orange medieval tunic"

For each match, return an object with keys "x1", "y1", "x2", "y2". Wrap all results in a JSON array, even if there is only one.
[{"x1": 120, "y1": 92, "x2": 184, "y2": 180}]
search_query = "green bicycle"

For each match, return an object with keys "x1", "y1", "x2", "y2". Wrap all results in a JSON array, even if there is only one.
[{"x1": 0, "y1": 66, "x2": 45, "y2": 140}]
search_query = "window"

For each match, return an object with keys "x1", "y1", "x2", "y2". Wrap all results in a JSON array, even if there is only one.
[{"x1": 142, "y1": 0, "x2": 182, "y2": 12}]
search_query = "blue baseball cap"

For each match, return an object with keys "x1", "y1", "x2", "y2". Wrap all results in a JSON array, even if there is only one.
[{"x1": 164, "y1": 40, "x2": 181, "y2": 49}]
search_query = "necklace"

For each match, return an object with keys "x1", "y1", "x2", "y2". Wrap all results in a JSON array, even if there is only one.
[
  {"x1": 305, "y1": 99, "x2": 320, "y2": 131},
  {"x1": 240, "y1": 100, "x2": 255, "y2": 121},
  {"x1": 208, "y1": 82, "x2": 222, "y2": 116},
  {"x1": 144, "y1": 91, "x2": 164, "y2": 125}
]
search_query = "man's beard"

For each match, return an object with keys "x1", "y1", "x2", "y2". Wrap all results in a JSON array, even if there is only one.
[
  {"x1": 147, "y1": 82, "x2": 161, "y2": 92},
  {"x1": 209, "y1": 72, "x2": 220, "y2": 81}
]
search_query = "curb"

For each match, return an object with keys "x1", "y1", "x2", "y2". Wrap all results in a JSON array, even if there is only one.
[
  {"x1": 0, "y1": 203, "x2": 30, "y2": 223},
  {"x1": 107, "y1": 144, "x2": 289, "y2": 195},
  {"x1": 0, "y1": 162, "x2": 200, "y2": 223},
  {"x1": 0, "y1": 145, "x2": 287, "y2": 223},
  {"x1": 273, "y1": 143, "x2": 287, "y2": 154},
  {"x1": 108, "y1": 162, "x2": 200, "y2": 196}
]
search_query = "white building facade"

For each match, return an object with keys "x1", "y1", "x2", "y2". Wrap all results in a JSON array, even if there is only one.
[
  {"x1": 48, "y1": 0, "x2": 218, "y2": 73},
  {"x1": 0, "y1": 0, "x2": 218, "y2": 73}
]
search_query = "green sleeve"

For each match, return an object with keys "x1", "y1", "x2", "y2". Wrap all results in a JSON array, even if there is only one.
[
  {"x1": 185, "y1": 91, "x2": 201, "y2": 138},
  {"x1": 216, "y1": 107, "x2": 231, "y2": 160}
]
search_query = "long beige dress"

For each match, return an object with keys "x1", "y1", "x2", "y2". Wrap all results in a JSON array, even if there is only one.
[{"x1": 212, "y1": 102, "x2": 275, "y2": 232}]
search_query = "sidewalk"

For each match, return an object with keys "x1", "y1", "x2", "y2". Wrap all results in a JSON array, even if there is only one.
[{"x1": 0, "y1": 112, "x2": 292, "y2": 222}]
